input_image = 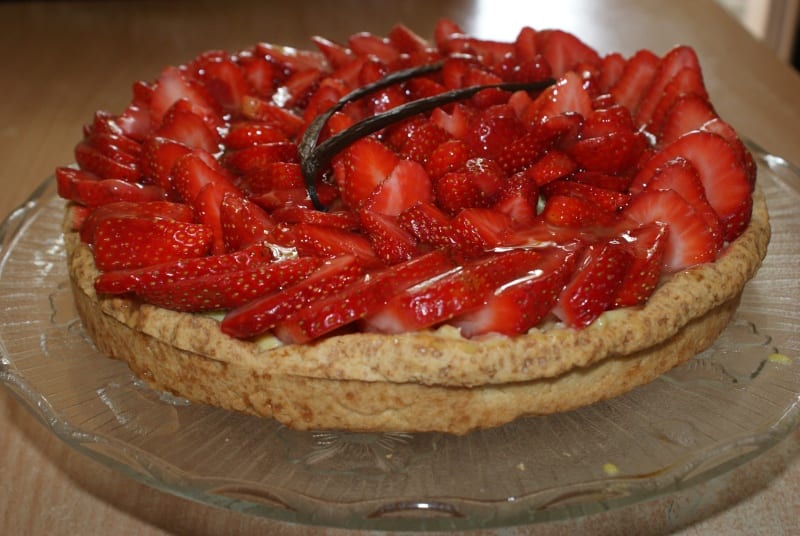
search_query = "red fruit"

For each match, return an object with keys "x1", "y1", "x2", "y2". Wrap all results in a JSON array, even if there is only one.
[
  {"x1": 542, "y1": 181, "x2": 630, "y2": 213},
  {"x1": 221, "y1": 254, "x2": 365, "y2": 339},
  {"x1": 450, "y1": 208, "x2": 514, "y2": 257},
  {"x1": 387, "y1": 23, "x2": 432, "y2": 55},
  {"x1": 568, "y1": 130, "x2": 647, "y2": 174},
  {"x1": 531, "y1": 71, "x2": 593, "y2": 120},
  {"x1": 137, "y1": 256, "x2": 322, "y2": 312},
  {"x1": 219, "y1": 193, "x2": 276, "y2": 252},
  {"x1": 150, "y1": 66, "x2": 219, "y2": 127},
  {"x1": 271, "y1": 206, "x2": 360, "y2": 230},
  {"x1": 223, "y1": 123, "x2": 288, "y2": 150},
  {"x1": 609, "y1": 49, "x2": 660, "y2": 113},
  {"x1": 171, "y1": 151, "x2": 238, "y2": 205},
  {"x1": 155, "y1": 101, "x2": 220, "y2": 152},
  {"x1": 333, "y1": 137, "x2": 399, "y2": 209},
  {"x1": 581, "y1": 105, "x2": 636, "y2": 138},
  {"x1": 491, "y1": 170, "x2": 540, "y2": 225},
  {"x1": 78, "y1": 200, "x2": 195, "y2": 244},
  {"x1": 425, "y1": 139, "x2": 471, "y2": 180},
  {"x1": 363, "y1": 159, "x2": 434, "y2": 216},
  {"x1": 635, "y1": 45, "x2": 704, "y2": 128},
  {"x1": 463, "y1": 104, "x2": 526, "y2": 159},
  {"x1": 274, "y1": 251, "x2": 453, "y2": 344},
  {"x1": 597, "y1": 52, "x2": 626, "y2": 93},
  {"x1": 537, "y1": 29, "x2": 601, "y2": 77},
  {"x1": 310, "y1": 35, "x2": 355, "y2": 69},
  {"x1": 658, "y1": 93, "x2": 717, "y2": 144},
  {"x1": 364, "y1": 249, "x2": 544, "y2": 333},
  {"x1": 93, "y1": 217, "x2": 214, "y2": 271},
  {"x1": 221, "y1": 142, "x2": 298, "y2": 175},
  {"x1": 195, "y1": 55, "x2": 250, "y2": 113},
  {"x1": 85, "y1": 131, "x2": 142, "y2": 164},
  {"x1": 348, "y1": 31, "x2": 400, "y2": 64},
  {"x1": 541, "y1": 194, "x2": 607, "y2": 228},
  {"x1": 571, "y1": 170, "x2": 632, "y2": 192},
  {"x1": 553, "y1": 239, "x2": 632, "y2": 327},
  {"x1": 453, "y1": 248, "x2": 576, "y2": 337},
  {"x1": 240, "y1": 95, "x2": 305, "y2": 137},
  {"x1": 430, "y1": 103, "x2": 472, "y2": 139},
  {"x1": 494, "y1": 131, "x2": 550, "y2": 175},
  {"x1": 398, "y1": 202, "x2": 456, "y2": 248},
  {"x1": 250, "y1": 184, "x2": 339, "y2": 212},
  {"x1": 292, "y1": 223, "x2": 378, "y2": 265},
  {"x1": 526, "y1": 150, "x2": 578, "y2": 186},
  {"x1": 95, "y1": 242, "x2": 276, "y2": 295},
  {"x1": 622, "y1": 188, "x2": 719, "y2": 272},
  {"x1": 139, "y1": 136, "x2": 192, "y2": 192},
  {"x1": 613, "y1": 222, "x2": 668, "y2": 307},
  {"x1": 56, "y1": 167, "x2": 167, "y2": 207},
  {"x1": 435, "y1": 170, "x2": 486, "y2": 215},
  {"x1": 632, "y1": 131, "x2": 752, "y2": 241},
  {"x1": 359, "y1": 210, "x2": 418, "y2": 264},
  {"x1": 384, "y1": 117, "x2": 450, "y2": 164},
  {"x1": 74, "y1": 141, "x2": 139, "y2": 182},
  {"x1": 647, "y1": 66, "x2": 709, "y2": 133}
]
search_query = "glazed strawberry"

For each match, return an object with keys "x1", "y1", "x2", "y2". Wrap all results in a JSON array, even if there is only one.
[
  {"x1": 553, "y1": 239, "x2": 632, "y2": 327},
  {"x1": 568, "y1": 130, "x2": 647, "y2": 174},
  {"x1": 434, "y1": 170, "x2": 486, "y2": 215},
  {"x1": 632, "y1": 131, "x2": 752, "y2": 241},
  {"x1": 221, "y1": 141, "x2": 298, "y2": 175},
  {"x1": 363, "y1": 159, "x2": 434, "y2": 216},
  {"x1": 240, "y1": 95, "x2": 305, "y2": 137},
  {"x1": 453, "y1": 248, "x2": 575, "y2": 336},
  {"x1": 56, "y1": 167, "x2": 167, "y2": 207},
  {"x1": 224, "y1": 123, "x2": 288, "y2": 151},
  {"x1": 219, "y1": 193, "x2": 275, "y2": 251},
  {"x1": 364, "y1": 248, "x2": 544, "y2": 333},
  {"x1": 150, "y1": 66, "x2": 219, "y2": 127},
  {"x1": 536, "y1": 29, "x2": 601, "y2": 77},
  {"x1": 94, "y1": 242, "x2": 276, "y2": 295},
  {"x1": 425, "y1": 139, "x2": 471, "y2": 180},
  {"x1": 398, "y1": 202, "x2": 456, "y2": 248},
  {"x1": 333, "y1": 137, "x2": 399, "y2": 208},
  {"x1": 194, "y1": 55, "x2": 251, "y2": 114},
  {"x1": 359, "y1": 210, "x2": 418, "y2": 264},
  {"x1": 384, "y1": 117, "x2": 450, "y2": 163},
  {"x1": 542, "y1": 180, "x2": 629, "y2": 214},
  {"x1": 74, "y1": 140, "x2": 140, "y2": 182},
  {"x1": 221, "y1": 254, "x2": 364, "y2": 339},
  {"x1": 613, "y1": 223, "x2": 668, "y2": 307},
  {"x1": 635, "y1": 45, "x2": 704, "y2": 128},
  {"x1": 93, "y1": 217, "x2": 214, "y2": 271},
  {"x1": 541, "y1": 194, "x2": 608, "y2": 228},
  {"x1": 525, "y1": 150, "x2": 578, "y2": 186},
  {"x1": 622, "y1": 188, "x2": 719, "y2": 272},
  {"x1": 137, "y1": 256, "x2": 321, "y2": 312},
  {"x1": 292, "y1": 223, "x2": 379, "y2": 265},
  {"x1": 139, "y1": 136, "x2": 192, "y2": 192},
  {"x1": 609, "y1": 49, "x2": 659, "y2": 113},
  {"x1": 491, "y1": 170, "x2": 540, "y2": 225},
  {"x1": 78, "y1": 200, "x2": 195, "y2": 244},
  {"x1": 531, "y1": 71, "x2": 592, "y2": 120},
  {"x1": 658, "y1": 93, "x2": 717, "y2": 143},
  {"x1": 647, "y1": 66, "x2": 709, "y2": 133},
  {"x1": 155, "y1": 100, "x2": 221, "y2": 153},
  {"x1": 272, "y1": 206, "x2": 361, "y2": 230},
  {"x1": 450, "y1": 207, "x2": 514, "y2": 257},
  {"x1": 274, "y1": 251, "x2": 453, "y2": 343}
]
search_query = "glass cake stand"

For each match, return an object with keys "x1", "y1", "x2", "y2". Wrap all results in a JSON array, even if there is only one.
[{"x1": 1, "y1": 144, "x2": 799, "y2": 531}]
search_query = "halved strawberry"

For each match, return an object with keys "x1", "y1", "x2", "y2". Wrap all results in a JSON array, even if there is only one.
[
  {"x1": 195, "y1": 55, "x2": 250, "y2": 114},
  {"x1": 553, "y1": 239, "x2": 632, "y2": 327},
  {"x1": 137, "y1": 256, "x2": 321, "y2": 312},
  {"x1": 597, "y1": 52, "x2": 626, "y2": 93},
  {"x1": 646, "y1": 66, "x2": 708, "y2": 134},
  {"x1": 359, "y1": 209, "x2": 418, "y2": 264},
  {"x1": 94, "y1": 242, "x2": 276, "y2": 295},
  {"x1": 224, "y1": 123, "x2": 289, "y2": 150},
  {"x1": 363, "y1": 248, "x2": 544, "y2": 333},
  {"x1": 542, "y1": 180, "x2": 630, "y2": 213},
  {"x1": 139, "y1": 136, "x2": 192, "y2": 192},
  {"x1": 526, "y1": 150, "x2": 578, "y2": 186},
  {"x1": 240, "y1": 95, "x2": 305, "y2": 137},
  {"x1": 463, "y1": 104, "x2": 526, "y2": 159},
  {"x1": 541, "y1": 194, "x2": 608, "y2": 228},
  {"x1": 93, "y1": 217, "x2": 214, "y2": 271},
  {"x1": 609, "y1": 49, "x2": 660, "y2": 113},
  {"x1": 635, "y1": 45, "x2": 703, "y2": 128},
  {"x1": 536, "y1": 29, "x2": 601, "y2": 77},
  {"x1": 74, "y1": 141, "x2": 140, "y2": 182},
  {"x1": 271, "y1": 206, "x2": 360, "y2": 230},
  {"x1": 221, "y1": 141, "x2": 299, "y2": 175},
  {"x1": 632, "y1": 131, "x2": 752, "y2": 241},
  {"x1": 219, "y1": 193, "x2": 275, "y2": 252},
  {"x1": 622, "y1": 188, "x2": 719, "y2": 272},
  {"x1": 491, "y1": 170, "x2": 540, "y2": 225},
  {"x1": 450, "y1": 207, "x2": 514, "y2": 257},
  {"x1": 78, "y1": 200, "x2": 195, "y2": 244},
  {"x1": 613, "y1": 222, "x2": 668, "y2": 307},
  {"x1": 171, "y1": 151, "x2": 238, "y2": 205},
  {"x1": 310, "y1": 34, "x2": 355, "y2": 69},
  {"x1": 568, "y1": 130, "x2": 647, "y2": 174},
  {"x1": 452, "y1": 248, "x2": 576, "y2": 336},
  {"x1": 530, "y1": 71, "x2": 593, "y2": 120},
  {"x1": 425, "y1": 139, "x2": 471, "y2": 180},
  {"x1": 348, "y1": 31, "x2": 400, "y2": 64},
  {"x1": 274, "y1": 251, "x2": 453, "y2": 344},
  {"x1": 150, "y1": 65, "x2": 219, "y2": 127},
  {"x1": 384, "y1": 117, "x2": 450, "y2": 164},
  {"x1": 221, "y1": 254, "x2": 364, "y2": 339},
  {"x1": 398, "y1": 202, "x2": 456, "y2": 248},
  {"x1": 658, "y1": 93, "x2": 717, "y2": 144},
  {"x1": 292, "y1": 223, "x2": 378, "y2": 265},
  {"x1": 333, "y1": 137, "x2": 399, "y2": 209},
  {"x1": 434, "y1": 170, "x2": 486, "y2": 215},
  {"x1": 363, "y1": 159, "x2": 434, "y2": 216},
  {"x1": 155, "y1": 100, "x2": 221, "y2": 152},
  {"x1": 56, "y1": 167, "x2": 167, "y2": 207}
]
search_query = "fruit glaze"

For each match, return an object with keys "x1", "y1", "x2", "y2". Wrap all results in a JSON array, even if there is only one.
[{"x1": 57, "y1": 18, "x2": 756, "y2": 345}]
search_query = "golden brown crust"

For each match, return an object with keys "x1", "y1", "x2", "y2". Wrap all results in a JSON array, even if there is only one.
[{"x1": 64, "y1": 188, "x2": 770, "y2": 433}]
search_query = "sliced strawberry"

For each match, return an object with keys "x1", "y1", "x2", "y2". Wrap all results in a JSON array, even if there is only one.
[
  {"x1": 237, "y1": 162, "x2": 304, "y2": 195},
  {"x1": 450, "y1": 208, "x2": 514, "y2": 257},
  {"x1": 359, "y1": 210, "x2": 418, "y2": 264},
  {"x1": 348, "y1": 31, "x2": 400, "y2": 64},
  {"x1": 224, "y1": 123, "x2": 288, "y2": 150},
  {"x1": 310, "y1": 34, "x2": 355, "y2": 69},
  {"x1": 635, "y1": 45, "x2": 704, "y2": 128},
  {"x1": 568, "y1": 130, "x2": 647, "y2": 174},
  {"x1": 597, "y1": 52, "x2": 626, "y2": 93},
  {"x1": 74, "y1": 141, "x2": 139, "y2": 182},
  {"x1": 542, "y1": 180, "x2": 630, "y2": 213},
  {"x1": 537, "y1": 29, "x2": 601, "y2": 77},
  {"x1": 249, "y1": 184, "x2": 339, "y2": 212},
  {"x1": 85, "y1": 131, "x2": 142, "y2": 164},
  {"x1": 364, "y1": 248, "x2": 544, "y2": 333},
  {"x1": 196, "y1": 55, "x2": 250, "y2": 113},
  {"x1": 430, "y1": 103, "x2": 472, "y2": 139},
  {"x1": 333, "y1": 137, "x2": 399, "y2": 209},
  {"x1": 221, "y1": 142, "x2": 298, "y2": 175},
  {"x1": 613, "y1": 222, "x2": 668, "y2": 307},
  {"x1": 171, "y1": 151, "x2": 238, "y2": 205},
  {"x1": 398, "y1": 202, "x2": 456, "y2": 248},
  {"x1": 274, "y1": 251, "x2": 452, "y2": 344},
  {"x1": 292, "y1": 223, "x2": 378, "y2": 265},
  {"x1": 658, "y1": 93, "x2": 717, "y2": 144},
  {"x1": 150, "y1": 65, "x2": 219, "y2": 127},
  {"x1": 95, "y1": 242, "x2": 276, "y2": 295},
  {"x1": 239, "y1": 54, "x2": 277, "y2": 98},
  {"x1": 526, "y1": 150, "x2": 578, "y2": 187},
  {"x1": 78, "y1": 200, "x2": 195, "y2": 244},
  {"x1": 541, "y1": 194, "x2": 608, "y2": 228},
  {"x1": 384, "y1": 117, "x2": 450, "y2": 164},
  {"x1": 571, "y1": 170, "x2": 632, "y2": 192},
  {"x1": 494, "y1": 130, "x2": 550, "y2": 175},
  {"x1": 491, "y1": 170, "x2": 540, "y2": 225},
  {"x1": 219, "y1": 193, "x2": 275, "y2": 252},
  {"x1": 434, "y1": 170, "x2": 486, "y2": 215},
  {"x1": 553, "y1": 239, "x2": 632, "y2": 327},
  {"x1": 240, "y1": 95, "x2": 305, "y2": 137},
  {"x1": 632, "y1": 131, "x2": 752, "y2": 241},
  {"x1": 609, "y1": 49, "x2": 660, "y2": 113},
  {"x1": 56, "y1": 167, "x2": 167, "y2": 207},
  {"x1": 581, "y1": 105, "x2": 636, "y2": 138},
  {"x1": 646, "y1": 66, "x2": 709, "y2": 134},
  {"x1": 463, "y1": 104, "x2": 526, "y2": 160},
  {"x1": 425, "y1": 139, "x2": 471, "y2": 180},
  {"x1": 452, "y1": 248, "x2": 576, "y2": 337},
  {"x1": 138, "y1": 256, "x2": 321, "y2": 312},
  {"x1": 155, "y1": 100, "x2": 220, "y2": 152},
  {"x1": 93, "y1": 217, "x2": 214, "y2": 271},
  {"x1": 221, "y1": 254, "x2": 364, "y2": 339},
  {"x1": 363, "y1": 159, "x2": 434, "y2": 216},
  {"x1": 271, "y1": 206, "x2": 360, "y2": 230},
  {"x1": 622, "y1": 188, "x2": 719, "y2": 272},
  {"x1": 531, "y1": 71, "x2": 593, "y2": 120},
  {"x1": 139, "y1": 136, "x2": 192, "y2": 192}
]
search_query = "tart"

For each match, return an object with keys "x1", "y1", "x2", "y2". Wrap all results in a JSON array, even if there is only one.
[{"x1": 59, "y1": 19, "x2": 770, "y2": 434}]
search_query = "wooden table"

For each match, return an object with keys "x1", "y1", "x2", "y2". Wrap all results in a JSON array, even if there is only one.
[{"x1": 2, "y1": 1, "x2": 799, "y2": 533}]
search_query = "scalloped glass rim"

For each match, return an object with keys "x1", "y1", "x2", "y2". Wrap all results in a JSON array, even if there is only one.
[{"x1": 0, "y1": 143, "x2": 798, "y2": 532}]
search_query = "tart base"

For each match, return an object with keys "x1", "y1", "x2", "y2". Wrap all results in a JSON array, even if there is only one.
[{"x1": 65, "y1": 189, "x2": 770, "y2": 434}]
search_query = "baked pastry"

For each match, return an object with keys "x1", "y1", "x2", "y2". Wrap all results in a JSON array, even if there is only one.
[{"x1": 59, "y1": 20, "x2": 770, "y2": 434}]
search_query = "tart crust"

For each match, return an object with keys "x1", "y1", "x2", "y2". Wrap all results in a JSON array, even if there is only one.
[{"x1": 65, "y1": 188, "x2": 770, "y2": 434}]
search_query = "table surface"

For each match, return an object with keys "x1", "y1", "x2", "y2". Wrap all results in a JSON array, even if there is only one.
[{"x1": 2, "y1": 1, "x2": 799, "y2": 534}]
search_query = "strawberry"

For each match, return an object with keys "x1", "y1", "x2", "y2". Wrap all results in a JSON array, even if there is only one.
[
  {"x1": 491, "y1": 170, "x2": 540, "y2": 225},
  {"x1": 453, "y1": 248, "x2": 576, "y2": 337},
  {"x1": 580, "y1": 105, "x2": 636, "y2": 138},
  {"x1": 93, "y1": 217, "x2": 214, "y2": 271},
  {"x1": 658, "y1": 93, "x2": 717, "y2": 144},
  {"x1": 450, "y1": 208, "x2": 514, "y2": 257},
  {"x1": 223, "y1": 123, "x2": 288, "y2": 151},
  {"x1": 541, "y1": 194, "x2": 608, "y2": 228},
  {"x1": 221, "y1": 254, "x2": 365, "y2": 339},
  {"x1": 292, "y1": 223, "x2": 378, "y2": 265},
  {"x1": 219, "y1": 193, "x2": 275, "y2": 251},
  {"x1": 310, "y1": 34, "x2": 355, "y2": 69},
  {"x1": 139, "y1": 136, "x2": 192, "y2": 192},
  {"x1": 249, "y1": 184, "x2": 339, "y2": 212},
  {"x1": 237, "y1": 162, "x2": 304, "y2": 195},
  {"x1": 387, "y1": 23, "x2": 432, "y2": 55},
  {"x1": 430, "y1": 103, "x2": 472, "y2": 139},
  {"x1": 348, "y1": 31, "x2": 400, "y2": 64},
  {"x1": 363, "y1": 249, "x2": 544, "y2": 333},
  {"x1": 271, "y1": 206, "x2": 361, "y2": 230},
  {"x1": 78, "y1": 200, "x2": 195, "y2": 244},
  {"x1": 632, "y1": 131, "x2": 752, "y2": 241},
  {"x1": 221, "y1": 142, "x2": 298, "y2": 175},
  {"x1": 274, "y1": 251, "x2": 453, "y2": 344},
  {"x1": 240, "y1": 95, "x2": 305, "y2": 137},
  {"x1": 609, "y1": 49, "x2": 660, "y2": 113},
  {"x1": 494, "y1": 131, "x2": 550, "y2": 175},
  {"x1": 635, "y1": 45, "x2": 704, "y2": 128},
  {"x1": 646, "y1": 66, "x2": 708, "y2": 133},
  {"x1": 537, "y1": 29, "x2": 601, "y2": 77},
  {"x1": 155, "y1": 100, "x2": 220, "y2": 152},
  {"x1": 571, "y1": 170, "x2": 632, "y2": 192},
  {"x1": 137, "y1": 256, "x2": 321, "y2": 312},
  {"x1": 359, "y1": 210, "x2": 418, "y2": 264},
  {"x1": 597, "y1": 52, "x2": 626, "y2": 93},
  {"x1": 398, "y1": 202, "x2": 456, "y2": 248},
  {"x1": 425, "y1": 139, "x2": 471, "y2": 180},
  {"x1": 333, "y1": 137, "x2": 399, "y2": 209},
  {"x1": 384, "y1": 117, "x2": 450, "y2": 164},
  {"x1": 530, "y1": 71, "x2": 592, "y2": 120},
  {"x1": 363, "y1": 159, "x2": 434, "y2": 216},
  {"x1": 56, "y1": 167, "x2": 168, "y2": 207},
  {"x1": 567, "y1": 130, "x2": 647, "y2": 174},
  {"x1": 434, "y1": 170, "x2": 486, "y2": 215},
  {"x1": 149, "y1": 65, "x2": 219, "y2": 127},
  {"x1": 239, "y1": 54, "x2": 277, "y2": 98},
  {"x1": 526, "y1": 150, "x2": 578, "y2": 186},
  {"x1": 85, "y1": 131, "x2": 142, "y2": 164},
  {"x1": 613, "y1": 222, "x2": 668, "y2": 307},
  {"x1": 194, "y1": 55, "x2": 250, "y2": 114},
  {"x1": 622, "y1": 188, "x2": 719, "y2": 272},
  {"x1": 542, "y1": 180, "x2": 630, "y2": 213},
  {"x1": 463, "y1": 104, "x2": 526, "y2": 159},
  {"x1": 553, "y1": 239, "x2": 632, "y2": 327},
  {"x1": 74, "y1": 141, "x2": 140, "y2": 182},
  {"x1": 94, "y1": 242, "x2": 276, "y2": 295}
]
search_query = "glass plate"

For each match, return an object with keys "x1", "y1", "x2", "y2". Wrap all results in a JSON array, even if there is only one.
[{"x1": 1, "y1": 144, "x2": 799, "y2": 532}]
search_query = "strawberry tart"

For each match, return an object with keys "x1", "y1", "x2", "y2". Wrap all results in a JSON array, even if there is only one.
[{"x1": 60, "y1": 19, "x2": 769, "y2": 433}]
